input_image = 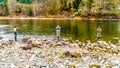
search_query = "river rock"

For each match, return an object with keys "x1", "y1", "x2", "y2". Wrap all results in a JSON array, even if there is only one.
[
  {"x1": 0, "y1": 37, "x2": 120, "y2": 68},
  {"x1": 112, "y1": 65, "x2": 120, "y2": 68},
  {"x1": 22, "y1": 37, "x2": 31, "y2": 43},
  {"x1": 90, "y1": 64, "x2": 101, "y2": 68},
  {"x1": 68, "y1": 63, "x2": 76, "y2": 67},
  {"x1": 71, "y1": 52, "x2": 81, "y2": 58},
  {"x1": 0, "y1": 45, "x2": 4, "y2": 49},
  {"x1": 20, "y1": 44, "x2": 32, "y2": 50},
  {"x1": 0, "y1": 37, "x2": 3, "y2": 40},
  {"x1": 62, "y1": 51, "x2": 71, "y2": 57},
  {"x1": 54, "y1": 42, "x2": 63, "y2": 47}
]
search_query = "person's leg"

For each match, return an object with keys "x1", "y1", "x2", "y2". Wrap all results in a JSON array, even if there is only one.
[
  {"x1": 56, "y1": 30, "x2": 60, "y2": 41},
  {"x1": 97, "y1": 32, "x2": 101, "y2": 41},
  {"x1": 15, "y1": 35, "x2": 17, "y2": 41},
  {"x1": 14, "y1": 32, "x2": 17, "y2": 41},
  {"x1": 97, "y1": 37, "x2": 100, "y2": 41},
  {"x1": 58, "y1": 31, "x2": 60, "y2": 37}
]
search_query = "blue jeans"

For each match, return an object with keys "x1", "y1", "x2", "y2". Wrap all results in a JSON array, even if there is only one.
[{"x1": 14, "y1": 32, "x2": 17, "y2": 41}]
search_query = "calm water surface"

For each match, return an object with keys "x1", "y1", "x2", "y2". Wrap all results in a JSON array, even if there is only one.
[{"x1": 0, "y1": 19, "x2": 120, "y2": 42}]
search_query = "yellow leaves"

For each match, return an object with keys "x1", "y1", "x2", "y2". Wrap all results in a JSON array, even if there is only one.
[
  {"x1": 92, "y1": 6, "x2": 99, "y2": 12},
  {"x1": 30, "y1": 4, "x2": 33, "y2": 8}
]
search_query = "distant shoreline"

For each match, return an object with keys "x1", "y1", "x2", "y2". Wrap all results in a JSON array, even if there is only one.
[{"x1": 0, "y1": 16, "x2": 120, "y2": 20}]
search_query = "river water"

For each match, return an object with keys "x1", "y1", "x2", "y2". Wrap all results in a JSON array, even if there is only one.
[{"x1": 0, "y1": 19, "x2": 120, "y2": 42}]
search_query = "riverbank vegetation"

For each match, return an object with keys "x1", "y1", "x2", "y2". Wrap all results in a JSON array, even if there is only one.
[{"x1": 0, "y1": 0, "x2": 120, "y2": 19}]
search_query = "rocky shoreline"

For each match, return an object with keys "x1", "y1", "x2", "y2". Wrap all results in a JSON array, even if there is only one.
[{"x1": 0, "y1": 37, "x2": 120, "y2": 68}]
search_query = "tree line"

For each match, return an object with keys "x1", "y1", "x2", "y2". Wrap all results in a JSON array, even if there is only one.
[{"x1": 0, "y1": 0, "x2": 120, "y2": 18}]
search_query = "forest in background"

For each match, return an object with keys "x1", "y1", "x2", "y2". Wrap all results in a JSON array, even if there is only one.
[{"x1": 0, "y1": 0, "x2": 120, "y2": 18}]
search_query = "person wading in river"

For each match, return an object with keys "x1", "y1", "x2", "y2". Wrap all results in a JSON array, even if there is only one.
[
  {"x1": 97, "y1": 26, "x2": 102, "y2": 41},
  {"x1": 56, "y1": 25, "x2": 61, "y2": 41},
  {"x1": 13, "y1": 26, "x2": 18, "y2": 41}
]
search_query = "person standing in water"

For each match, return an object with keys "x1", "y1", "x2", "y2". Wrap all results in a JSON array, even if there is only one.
[
  {"x1": 56, "y1": 25, "x2": 61, "y2": 40},
  {"x1": 97, "y1": 26, "x2": 102, "y2": 40},
  {"x1": 13, "y1": 26, "x2": 17, "y2": 41}
]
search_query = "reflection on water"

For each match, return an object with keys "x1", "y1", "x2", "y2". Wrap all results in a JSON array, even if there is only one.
[
  {"x1": 0, "y1": 19, "x2": 120, "y2": 41},
  {"x1": 0, "y1": 25, "x2": 10, "y2": 34}
]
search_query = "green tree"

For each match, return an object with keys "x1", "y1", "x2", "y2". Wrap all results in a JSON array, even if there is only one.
[
  {"x1": 60, "y1": 0, "x2": 68, "y2": 11},
  {"x1": 20, "y1": 0, "x2": 33, "y2": 4},
  {"x1": 4, "y1": 0, "x2": 7, "y2": 4},
  {"x1": 19, "y1": 0, "x2": 24, "y2": 3},
  {"x1": 73, "y1": 0, "x2": 82, "y2": 11},
  {"x1": 48, "y1": 0, "x2": 61, "y2": 15},
  {"x1": 87, "y1": 0, "x2": 94, "y2": 15}
]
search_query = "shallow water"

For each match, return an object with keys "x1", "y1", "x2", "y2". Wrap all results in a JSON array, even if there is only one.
[{"x1": 0, "y1": 19, "x2": 120, "y2": 42}]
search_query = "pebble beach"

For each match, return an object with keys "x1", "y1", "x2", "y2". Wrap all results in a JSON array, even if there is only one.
[{"x1": 0, "y1": 36, "x2": 120, "y2": 68}]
